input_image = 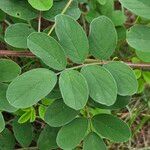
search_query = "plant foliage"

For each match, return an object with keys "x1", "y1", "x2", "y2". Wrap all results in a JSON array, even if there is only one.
[{"x1": 0, "y1": 0, "x2": 149, "y2": 149}]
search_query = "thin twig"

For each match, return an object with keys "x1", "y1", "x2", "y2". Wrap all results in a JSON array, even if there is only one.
[
  {"x1": 4, "y1": 19, "x2": 11, "y2": 26},
  {"x1": 38, "y1": 11, "x2": 42, "y2": 32},
  {"x1": 47, "y1": 0, "x2": 73, "y2": 35},
  {"x1": 0, "y1": 50, "x2": 35, "y2": 57}
]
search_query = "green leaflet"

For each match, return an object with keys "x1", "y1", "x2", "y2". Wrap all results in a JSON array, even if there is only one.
[
  {"x1": 0, "y1": 59, "x2": 21, "y2": 82},
  {"x1": 89, "y1": 16, "x2": 117, "y2": 60},
  {"x1": 92, "y1": 114, "x2": 131, "y2": 142},
  {"x1": 90, "y1": 95, "x2": 131, "y2": 110},
  {"x1": 0, "y1": 83, "x2": 17, "y2": 112},
  {"x1": 0, "y1": 10, "x2": 5, "y2": 21},
  {"x1": 56, "y1": 117, "x2": 88, "y2": 149},
  {"x1": 30, "y1": 107, "x2": 36, "y2": 122},
  {"x1": 104, "y1": 61, "x2": 138, "y2": 96},
  {"x1": 0, "y1": 112, "x2": 5, "y2": 132},
  {"x1": 99, "y1": 0, "x2": 114, "y2": 17},
  {"x1": 59, "y1": 70, "x2": 89, "y2": 110},
  {"x1": 143, "y1": 72, "x2": 150, "y2": 84},
  {"x1": 83, "y1": 132, "x2": 107, "y2": 150},
  {"x1": 55, "y1": 14, "x2": 89, "y2": 64},
  {"x1": 38, "y1": 105, "x2": 47, "y2": 120},
  {"x1": 136, "y1": 51, "x2": 150, "y2": 63},
  {"x1": 28, "y1": 0, "x2": 53, "y2": 11},
  {"x1": 119, "y1": 0, "x2": 150, "y2": 19},
  {"x1": 5, "y1": 23, "x2": 34, "y2": 49},
  {"x1": 109, "y1": 10, "x2": 126, "y2": 26},
  {"x1": 37, "y1": 125, "x2": 59, "y2": 150},
  {"x1": 127, "y1": 25, "x2": 150, "y2": 52},
  {"x1": 97, "y1": 0, "x2": 107, "y2": 5},
  {"x1": 0, "y1": 0, "x2": 38, "y2": 21},
  {"x1": 44, "y1": 100, "x2": 79, "y2": 127},
  {"x1": 13, "y1": 118, "x2": 33, "y2": 147},
  {"x1": 0, "y1": 128, "x2": 15, "y2": 150},
  {"x1": 43, "y1": 0, "x2": 81, "y2": 21},
  {"x1": 81, "y1": 65, "x2": 117, "y2": 106},
  {"x1": 18, "y1": 111, "x2": 31, "y2": 124},
  {"x1": 7, "y1": 68, "x2": 57, "y2": 108},
  {"x1": 27, "y1": 32, "x2": 67, "y2": 71},
  {"x1": 116, "y1": 26, "x2": 126, "y2": 41},
  {"x1": 134, "y1": 69, "x2": 142, "y2": 79}
]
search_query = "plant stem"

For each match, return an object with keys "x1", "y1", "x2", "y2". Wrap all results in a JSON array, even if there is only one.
[
  {"x1": 4, "y1": 19, "x2": 11, "y2": 26},
  {"x1": 0, "y1": 50, "x2": 35, "y2": 57},
  {"x1": 61, "y1": 0, "x2": 73, "y2": 14},
  {"x1": 38, "y1": 11, "x2": 42, "y2": 32},
  {"x1": 47, "y1": 0, "x2": 73, "y2": 35},
  {"x1": 1, "y1": 50, "x2": 150, "y2": 70}
]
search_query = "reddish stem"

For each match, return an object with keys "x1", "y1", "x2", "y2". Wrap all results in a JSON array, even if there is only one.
[{"x1": 0, "y1": 50, "x2": 150, "y2": 70}]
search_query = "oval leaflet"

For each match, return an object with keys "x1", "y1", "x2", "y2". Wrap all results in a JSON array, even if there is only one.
[{"x1": 7, "y1": 68, "x2": 57, "y2": 108}]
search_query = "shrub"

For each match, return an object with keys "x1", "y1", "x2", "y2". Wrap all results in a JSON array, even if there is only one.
[{"x1": 0, "y1": 0, "x2": 150, "y2": 149}]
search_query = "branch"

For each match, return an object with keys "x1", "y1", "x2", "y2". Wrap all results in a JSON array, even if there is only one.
[
  {"x1": 0, "y1": 50, "x2": 150, "y2": 70},
  {"x1": 0, "y1": 50, "x2": 35, "y2": 57}
]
